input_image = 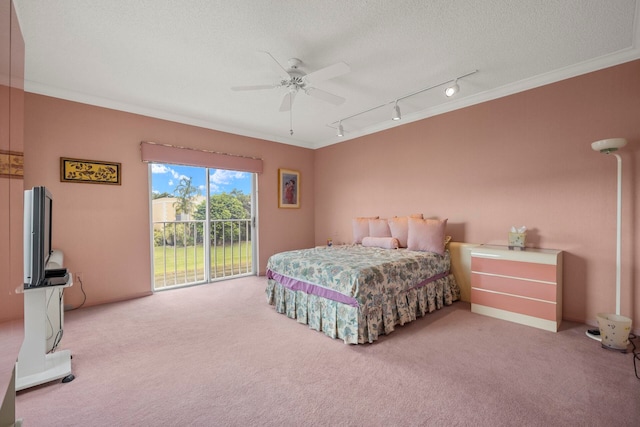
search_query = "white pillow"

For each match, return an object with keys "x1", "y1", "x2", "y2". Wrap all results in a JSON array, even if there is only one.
[
  {"x1": 362, "y1": 236, "x2": 400, "y2": 249},
  {"x1": 407, "y1": 218, "x2": 448, "y2": 255},
  {"x1": 352, "y1": 216, "x2": 379, "y2": 243},
  {"x1": 388, "y1": 217, "x2": 409, "y2": 247},
  {"x1": 369, "y1": 218, "x2": 391, "y2": 237}
]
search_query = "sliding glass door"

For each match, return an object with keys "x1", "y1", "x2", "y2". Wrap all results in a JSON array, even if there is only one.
[{"x1": 149, "y1": 163, "x2": 256, "y2": 290}]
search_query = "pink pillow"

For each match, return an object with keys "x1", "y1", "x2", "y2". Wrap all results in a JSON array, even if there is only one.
[
  {"x1": 369, "y1": 218, "x2": 391, "y2": 237},
  {"x1": 362, "y1": 236, "x2": 399, "y2": 249},
  {"x1": 407, "y1": 218, "x2": 448, "y2": 255},
  {"x1": 352, "y1": 217, "x2": 379, "y2": 244},
  {"x1": 388, "y1": 217, "x2": 409, "y2": 248}
]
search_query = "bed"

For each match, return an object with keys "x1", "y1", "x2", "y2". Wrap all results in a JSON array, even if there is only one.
[{"x1": 265, "y1": 243, "x2": 460, "y2": 344}]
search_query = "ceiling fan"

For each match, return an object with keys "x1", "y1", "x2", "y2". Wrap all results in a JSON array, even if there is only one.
[{"x1": 231, "y1": 51, "x2": 350, "y2": 135}]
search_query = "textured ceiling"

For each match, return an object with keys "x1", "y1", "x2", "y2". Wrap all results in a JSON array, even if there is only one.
[{"x1": 13, "y1": 0, "x2": 640, "y2": 149}]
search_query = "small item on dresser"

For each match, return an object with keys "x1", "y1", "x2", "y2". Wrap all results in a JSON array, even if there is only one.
[{"x1": 508, "y1": 226, "x2": 527, "y2": 250}]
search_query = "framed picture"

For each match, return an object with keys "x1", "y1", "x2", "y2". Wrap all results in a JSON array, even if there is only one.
[
  {"x1": 0, "y1": 150, "x2": 23, "y2": 179},
  {"x1": 60, "y1": 157, "x2": 121, "y2": 185},
  {"x1": 278, "y1": 168, "x2": 300, "y2": 208}
]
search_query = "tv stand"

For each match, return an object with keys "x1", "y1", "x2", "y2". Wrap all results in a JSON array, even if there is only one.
[{"x1": 15, "y1": 276, "x2": 74, "y2": 391}]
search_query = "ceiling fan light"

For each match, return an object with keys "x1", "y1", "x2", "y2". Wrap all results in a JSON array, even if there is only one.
[
  {"x1": 445, "y1": 81, "x2": 459, "y2": 97},
  {"x1": 337, "y1": 122, "x2": 344, "y2": 137},
  {"x1": 392, "y1": 103, "x2": 401, "y2": 121}
]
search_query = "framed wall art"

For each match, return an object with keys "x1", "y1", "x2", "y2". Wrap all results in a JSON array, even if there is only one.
[
  {"x1": 0, "y1": 150, "x2": 23, "y2": 178},
  {"x1": 60, "y1": 157, "x2": 121, "y2": 185},
  {"x1": 278, "y1": 168, "x2": 300, "y2": 208}
]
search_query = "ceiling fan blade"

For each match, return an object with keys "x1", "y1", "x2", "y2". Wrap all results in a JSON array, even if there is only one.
[
  {"x1": 303, "y1": 62, "x2": 350, "y2": 84},
  {"x1": 231, "y1": 84, "x2": 278, "y2": 91},
  {"x1": 258, "y1": 50, "x2": 291, "y2": 80},
  {"x1": 305, "y1": 87, "x2": 345, "y2": 106},
  {"x1": 279, "y1": 91, "x2": 297, "y2": 112}
]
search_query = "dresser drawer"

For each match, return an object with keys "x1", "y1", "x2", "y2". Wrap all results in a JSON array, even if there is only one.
[
  {"x1": 471, "y1": 288, "x2": 557, "y2": 321},
  {"x1": 471, "y1": 257, "x2": 557, "y2": 283},
  {"x1": 471, "y1": 272, "x2": 558, "y2": 302}
]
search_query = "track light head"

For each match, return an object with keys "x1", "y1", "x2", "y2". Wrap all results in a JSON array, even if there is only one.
[
  {"x1": 337, "y1": 122, "x2": 344, "y2": 137},
  {"x1": 392, "y1": 102, "x2": 401, "y2": 121},
  {"x1": 445, "y1": 80, "x2": 459, "y2": 97}
]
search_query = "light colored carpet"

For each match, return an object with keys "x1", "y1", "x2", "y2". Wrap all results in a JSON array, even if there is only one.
[{"x1": 15, "y1": 276, "x2": 640, "y2": 426}]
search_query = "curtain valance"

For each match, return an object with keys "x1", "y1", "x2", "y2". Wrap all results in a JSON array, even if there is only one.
[{"x1": 140, "y1": 141, "x2": 263, "y2": 174}]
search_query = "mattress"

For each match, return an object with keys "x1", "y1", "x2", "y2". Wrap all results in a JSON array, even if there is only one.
[{"x1": 266, "y1": 244, "x2": 460, "y2": 344}]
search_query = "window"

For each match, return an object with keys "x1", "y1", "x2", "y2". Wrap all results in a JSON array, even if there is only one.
[{"x1": 149, "y1": 163, "x2": 256, "y2": 290}]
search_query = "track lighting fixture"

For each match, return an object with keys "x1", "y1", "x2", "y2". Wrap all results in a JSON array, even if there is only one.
[
  {"x1": 329, "y1": 69, "x2": 478, "y2": 137},
  {"x1": 445, "y1": 80, "x2": 459, "y2": 97},
  {"x1": 392, "y1": 102, "x2": 401, "y2": 121}
]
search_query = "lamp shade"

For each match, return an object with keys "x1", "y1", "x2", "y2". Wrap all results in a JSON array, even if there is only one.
[{"x1": 591, "y1": 138, "x2": 627, "y2": 153}]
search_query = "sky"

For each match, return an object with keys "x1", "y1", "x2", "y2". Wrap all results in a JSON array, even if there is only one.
[{"x1": 150, "y1": 163, "x2": 252, "y2": 197}]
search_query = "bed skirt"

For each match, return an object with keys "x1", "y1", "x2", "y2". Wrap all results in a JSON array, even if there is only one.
[{"x1": 266, "y1": 273, "x2": 460, "y2": 344}]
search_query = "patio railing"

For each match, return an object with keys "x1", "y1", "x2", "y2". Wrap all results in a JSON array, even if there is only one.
[{"x1": 153, "y1": 219, "x2": 252, "y2": 289}]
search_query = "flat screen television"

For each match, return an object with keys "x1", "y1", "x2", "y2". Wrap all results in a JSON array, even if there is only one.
[{"x1": 23, "y1": 186, "x2": 53, "y2": 288}]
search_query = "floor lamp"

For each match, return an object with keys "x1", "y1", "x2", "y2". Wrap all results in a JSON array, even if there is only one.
[{"x1": 586, "y1": 138, "x2": 629, "y2": 345}]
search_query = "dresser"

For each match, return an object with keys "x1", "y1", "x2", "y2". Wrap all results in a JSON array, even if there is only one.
[{"x1": 470, "y1": 245, "x2": 563, "y2": 332}]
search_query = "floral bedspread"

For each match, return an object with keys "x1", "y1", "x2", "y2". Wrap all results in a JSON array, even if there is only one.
[{"x1": 266, "y1": 245, "x2": 459, "y2": 344}]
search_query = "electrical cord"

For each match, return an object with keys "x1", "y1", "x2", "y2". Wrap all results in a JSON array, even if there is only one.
[
  {"x1": 45, "y1": 288, "x2": 56, "y2": 341},
  {"x1": 47, "y1": 274, "x2": 88, "y2": 354},
  {"x1": 48, "y1": 272, "x2": 89, "y2": 352},
  {"x1": 48, "y1": 289, "x2": 64, "y2": 353},
  {"x1": 46, "y1": 287, "x2": 64, "y2": 354},
  {"x1": 66, "y1": 274, "x2": 87, "y2": 311},
  {"x1": 630, "y1": 333, "x2": 639, "y2": 380}
]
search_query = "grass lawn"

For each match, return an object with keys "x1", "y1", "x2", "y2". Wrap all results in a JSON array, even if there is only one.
[{"x1": 154, "y1": 242, "x2": 252, "y2": 288}]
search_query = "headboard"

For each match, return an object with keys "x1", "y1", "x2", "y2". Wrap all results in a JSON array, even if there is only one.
[{"x1": 448, "y1": 242, "x2": 479, "y2": 303}]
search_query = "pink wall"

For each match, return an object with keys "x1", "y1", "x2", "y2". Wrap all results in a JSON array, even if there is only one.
[
  {"x1": 22, "y1": 95, "x2": 315, "y2": 309},
  {"x1": 314, "y1": 60, "x2": 640, "y2": 329}
]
